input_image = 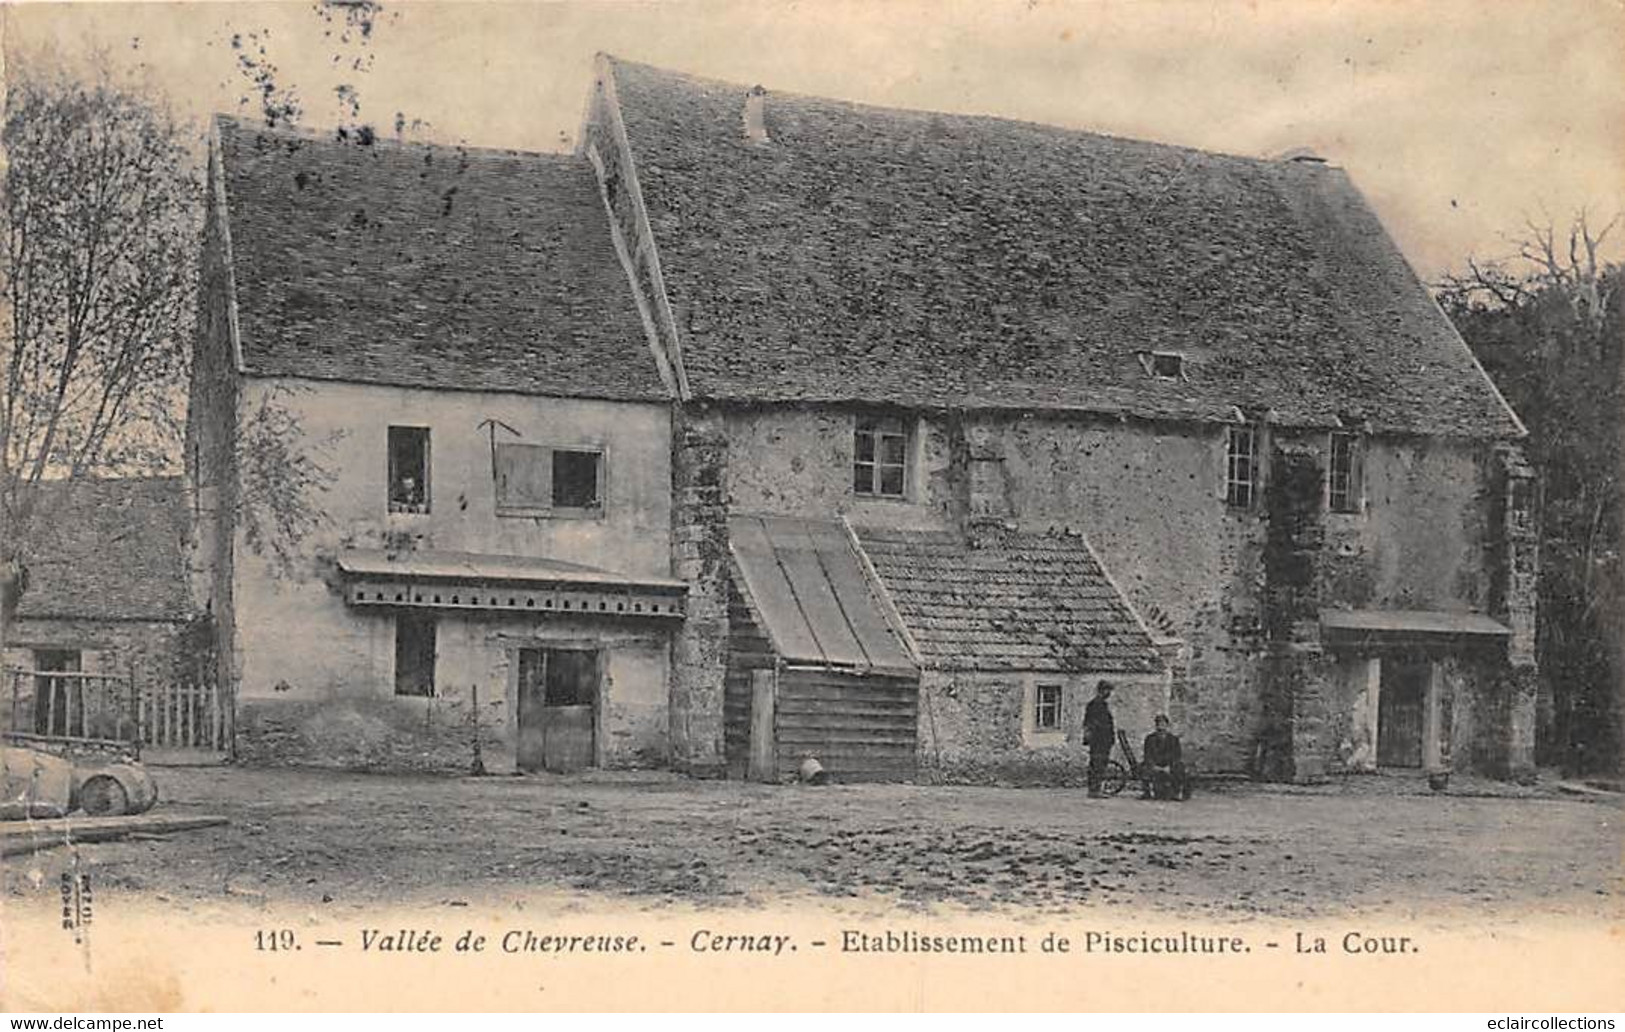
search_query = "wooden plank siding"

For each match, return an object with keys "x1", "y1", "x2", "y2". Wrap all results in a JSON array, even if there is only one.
[
  {"x1": 724, "y1": 572, "x2": 920, "y2": 782},
  {"x1": 724, "y1": 574, "x2": 776, "y2": 778},
  {"x1": 773, "y1": 670, "x2": 918, "y2": 782}
]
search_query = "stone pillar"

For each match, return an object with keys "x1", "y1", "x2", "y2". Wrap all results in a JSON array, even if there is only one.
[
  {"x1": 1261, "y1": 442, "x2": 1330, "y2": 782},
  {"x1": 950, "y1": 416, "x2": 1016, "y2": 548},
  {"x1": 669, "y1": 403, "x2": 730, "y2": 776},
  {"x1": 1488, "y1": 443, "x2": 1539, "y2": 781}
]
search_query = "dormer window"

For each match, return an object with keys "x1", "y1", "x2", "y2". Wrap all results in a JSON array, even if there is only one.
[
  {"x1": 1151, "y1": 351, "x2": 1184, "y2": 379},
  {"x1": 1139, "y1": 350, "x2": 1185, "y2": 379}
]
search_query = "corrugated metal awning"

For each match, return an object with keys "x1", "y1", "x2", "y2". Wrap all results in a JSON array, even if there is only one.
[
  {"x1": 729, "y1": 516, "x2": 916, "y2": 675},
  {"x1": 1320, "y1": 608, "x2": 1510, "y2": 639}
]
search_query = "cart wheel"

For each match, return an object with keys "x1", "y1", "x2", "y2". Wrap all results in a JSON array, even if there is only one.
[
  {"x1": 1100, "y1": 760, "x2": 1129, "y2": 797},
  {"x1": 79, "y1": 774, "x2": 130, "y2": 817}
]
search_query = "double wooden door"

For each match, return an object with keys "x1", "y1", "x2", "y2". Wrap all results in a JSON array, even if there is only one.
[{"x1": 516, "y1": 647, "x2": 599, "y2": 773}]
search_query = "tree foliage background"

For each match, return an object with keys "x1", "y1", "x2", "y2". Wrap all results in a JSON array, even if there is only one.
[
  {"x1": 0, "y1": 56, "x2": 200, "y2": 645},
  {"x1": 1439, "y1": 215, "x2": 1623, "y2": 775}
]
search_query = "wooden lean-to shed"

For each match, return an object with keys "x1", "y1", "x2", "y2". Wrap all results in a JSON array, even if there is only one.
[{"x1": 724, "y1": 515, "x2": 919, "y2": 782}]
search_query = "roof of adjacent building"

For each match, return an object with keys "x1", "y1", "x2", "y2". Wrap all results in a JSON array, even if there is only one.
[
  {"x1": 16, "y1": 477, "x2": 192, "y2": 622},
  {"x1": 214, "y1": 117, "x2": 667, "y2": 402},
  {"x1": 855, "y1": 527, "x2": 1164, "y2": 673},
  {"x1": 603, "y1": 57, "x2": 1524, "y2": 438},
  {"x1": 728, "y1": 515, "x2": 916, "y2": 675}
]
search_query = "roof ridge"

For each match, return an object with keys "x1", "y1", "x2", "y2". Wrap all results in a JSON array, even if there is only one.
[
  {"x1": 599, "y1": 53, "x2": 1321, "y2": 173},
  {"x1": 214, "y1": 113, "x2": 584, "y2": 166}
]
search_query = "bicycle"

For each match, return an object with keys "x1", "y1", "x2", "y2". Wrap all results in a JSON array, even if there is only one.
[{"x1": 1096, "y1": 729, "x2": 1143, "y2": 797}]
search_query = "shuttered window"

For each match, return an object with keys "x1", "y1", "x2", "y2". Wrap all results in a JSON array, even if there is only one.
[{"x1": 496, "y1": 444, "x2": 604, "y2": 515}]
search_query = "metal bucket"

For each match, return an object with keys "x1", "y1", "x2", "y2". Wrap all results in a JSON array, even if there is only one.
[{"x1": 798, "y1": 756, "x2": 828, "y2": 785}]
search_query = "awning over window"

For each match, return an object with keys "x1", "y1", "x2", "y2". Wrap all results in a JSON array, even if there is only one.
[
  {"x1": 729, "y1": 516, "x2": 917, "y2": 676},
  {"x1": 1319, "y1": 608, "x2": 1510, "y2": 643},
  {"x1": 336, "y1": 549, "x2": 686, "y2": 619}
]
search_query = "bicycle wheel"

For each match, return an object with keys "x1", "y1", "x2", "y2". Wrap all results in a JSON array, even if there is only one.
[{"x1": 1099, "y1": 760, "x2": 1129, "y2": 797}]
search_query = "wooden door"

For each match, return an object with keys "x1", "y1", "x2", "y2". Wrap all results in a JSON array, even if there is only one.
[
  {"x1": 1378, "y1": 660, "x2": 1427, "y2": 767},
  {"x1": 516, "y1": 648, "x2": 598, "y2": 773},
  {"x1": 32, "y1": 650, "x2": 81, "y2": 737}
]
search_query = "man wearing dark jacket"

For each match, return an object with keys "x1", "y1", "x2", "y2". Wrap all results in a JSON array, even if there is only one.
[
  {"x1": 1141, "y1": 714, "x2": 1189, "y2": 800},
  {"x1": 1083, "y1": 682, "x2": 1116, "y2": 797}
]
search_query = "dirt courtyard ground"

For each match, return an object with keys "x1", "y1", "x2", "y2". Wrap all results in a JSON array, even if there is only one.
[{"x1": 4, "y1": 766, "x2": 1621, "y2": 920}]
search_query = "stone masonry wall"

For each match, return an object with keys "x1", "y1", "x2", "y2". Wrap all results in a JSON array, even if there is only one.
[
  {"x1": 234, "y1": 694, "x2": 494, "y2": 773},
  {"x1": 669, "y1": 403, "x2": 730, "y2": 775},
  {"x1": 918, "y1": 670, "x2": 1168, "y2": 785},
  {"x1": 1260, "y1": 444, "x2": 1330, "y2": 781},
  {"x1": 1485, "y1": 444, "x2": 1540, "y2": 779},
  {"x1": 716, "y1": 403, "x2": 1504, "y2": 775}
]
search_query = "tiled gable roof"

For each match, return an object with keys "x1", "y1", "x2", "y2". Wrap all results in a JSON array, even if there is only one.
[
  {"x1": 855, "y1": 528, "x2": 1162, "y2": 673},
  {"x1": 605, "y1": 58, "x2": 1523, "y2": 437},
  {"x1": 17, "y1": 478, "x2": 192, "y2": 622},
  {"x1": 216, "y1": 118, "x2": 666, "y2": 401}
]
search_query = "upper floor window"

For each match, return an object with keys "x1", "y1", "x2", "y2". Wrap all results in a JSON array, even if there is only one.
[
  {"x1": 388, "y1": 426, "x2": 430, "y2": 514},
  {"x1": 1034, "y1": 682, "x2": 1062, "y2": 731},
  {"x1": 496, "y1": 443, "x2": 604, "y2": 516},
  {"x1": 1328, "y1": 432, "x2": 1363, "y2": 513},
  {"x1": 1225, "y1": 425, "x2": 1258, "y2": 508},
  {"x1": 854, "y1": 415, "x2": 908, "y2": 498}
]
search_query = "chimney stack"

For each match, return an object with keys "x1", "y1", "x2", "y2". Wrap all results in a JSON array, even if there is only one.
[{"x1": 742, "y1": 85, "x2": 770, "y2": 145}]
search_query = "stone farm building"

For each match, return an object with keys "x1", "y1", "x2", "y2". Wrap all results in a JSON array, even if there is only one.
[
  {"x1": 2, "y1": 477, "x2": 195, "y2": 742},
  {"x1": 188, "y1": 55, "x2": 1537, "y2": 782}
]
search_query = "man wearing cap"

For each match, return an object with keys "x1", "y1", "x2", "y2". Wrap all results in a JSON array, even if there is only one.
[
  {"x1": 1141, "y1": 714, "x2": 1190, "y2": 801},
  {"x1": 1083, "y1": 681, "x2": 1116, "y2": 797}
]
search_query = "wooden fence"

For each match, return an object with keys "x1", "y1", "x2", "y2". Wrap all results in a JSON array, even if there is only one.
[
  {"x1": 4, "y1": 669, "x2": 231, "y2": 755},
  {"x1": 141, "y1": 680, "x2": 231, "y2": 753},
  {"x1": 5, "y1": 668, "x2": 138, "y2": 743}
]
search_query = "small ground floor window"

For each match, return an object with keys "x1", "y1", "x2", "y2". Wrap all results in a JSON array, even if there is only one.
[
  {"x1": 1034, "y1": 682, "x2": 1062, "y2": 731},
  {"x1": 394, "y1": 614, "x2": 436, "y2": 697}
]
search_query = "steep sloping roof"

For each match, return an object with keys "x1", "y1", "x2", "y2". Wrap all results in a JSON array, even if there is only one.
[
  {"x1": 16, "y1": 478, "x2": 192, "y2": 622},
  {"x1": 215, "y1": 117, "x2": 666, "y2": 401},
  {"x1": 856, "y1": 528, "x2": 1162, "y2": 673},
  {"x1": 728, "y1": 515, "x2": 916, "y2": 675},
  {"x1": 604, "y1": 57, "x2": 1523, "y2": 437}
]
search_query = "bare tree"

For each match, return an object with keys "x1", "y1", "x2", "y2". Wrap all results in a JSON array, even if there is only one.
[
  {"x1": 1441, "y1": 210, "x2": 1620, "y2": 331},
  {"x1": 0, "y1": 60, "x2": 201, "y2": 653},
  {"x1": 1438, "y1": 212, "x2": 1623, "y2": 774}
]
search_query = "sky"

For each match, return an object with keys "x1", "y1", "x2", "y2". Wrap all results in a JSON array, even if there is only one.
[{"x1": 5, "y1": 0, "x2": 1622, "y2": 277}]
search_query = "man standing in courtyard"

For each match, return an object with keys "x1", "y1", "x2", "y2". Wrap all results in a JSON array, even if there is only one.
[{"x1": 1084, "y1": 681, "x2": 1115, "y2": 797}]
